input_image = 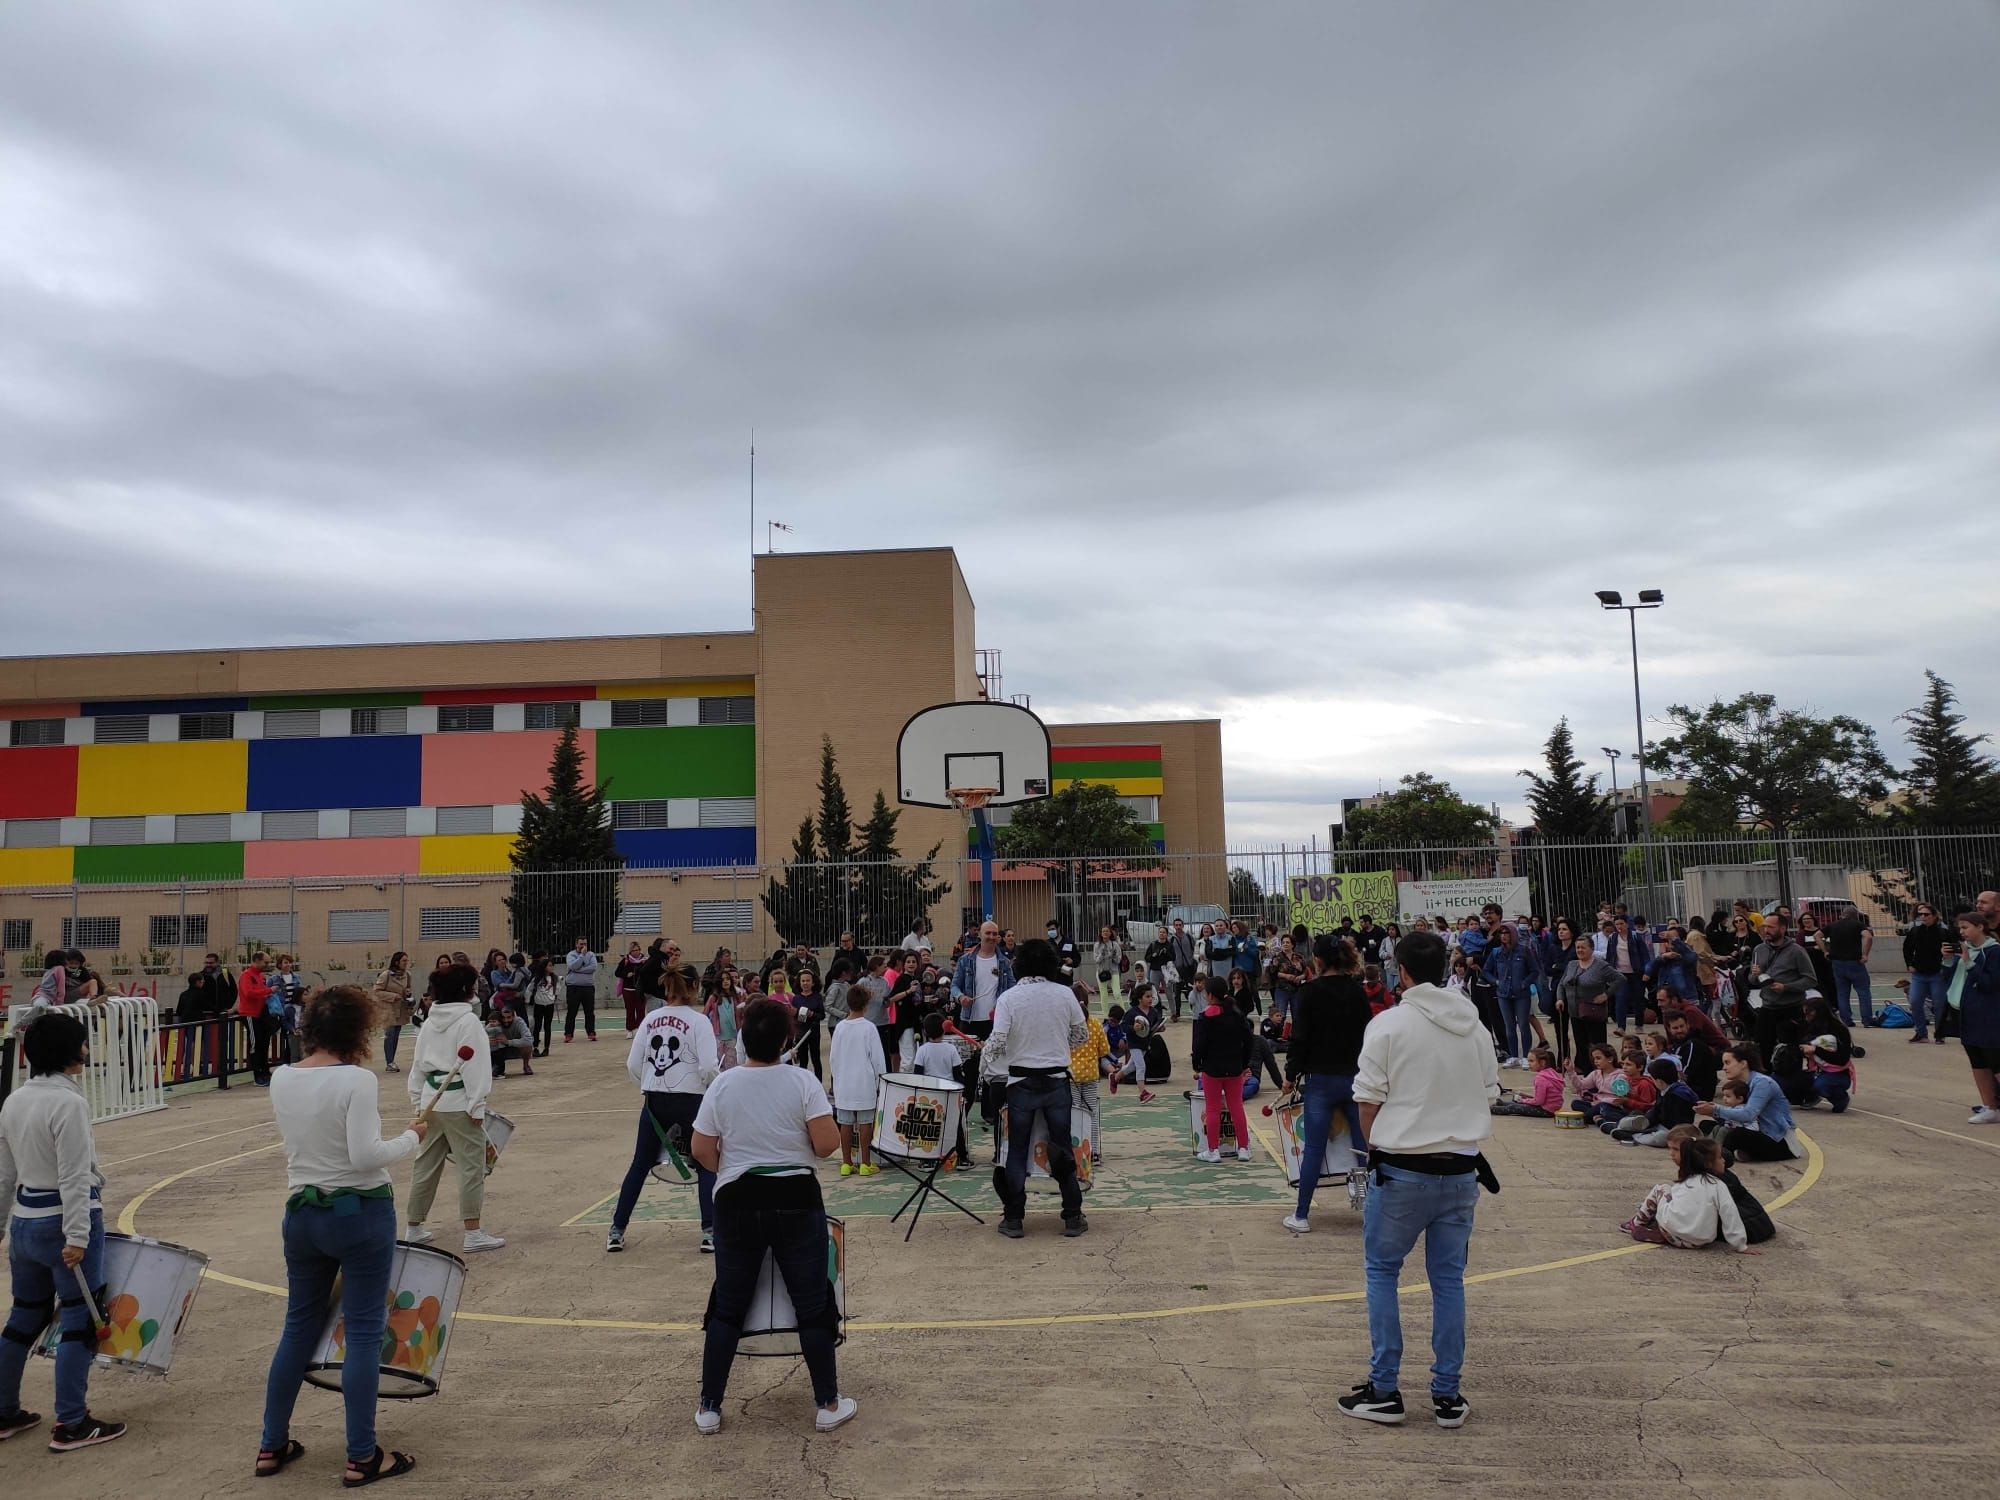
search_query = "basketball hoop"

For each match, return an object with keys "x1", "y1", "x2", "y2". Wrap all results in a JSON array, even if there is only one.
[{"x1": 947, "y1": 787, "x2": 998, "y2": 812}]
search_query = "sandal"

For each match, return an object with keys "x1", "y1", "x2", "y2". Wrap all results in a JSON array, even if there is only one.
[
  {"x1": 343, "y1": 1447, "x2": 416, "y2": 1488},
  {"x1": 256, "y1": 1438, "x2": 305, "y2": 1477}
]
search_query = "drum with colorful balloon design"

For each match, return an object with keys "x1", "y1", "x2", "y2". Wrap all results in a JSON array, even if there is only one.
[
  {"x1": 35, "y1": 1232, "x2": 209, "y2": 1376},
  {"x1": 304, "y1": 1240, "x2": 467, "y2": 1399}
]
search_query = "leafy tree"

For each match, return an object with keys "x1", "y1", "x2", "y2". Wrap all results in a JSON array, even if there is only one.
[
  {"x1": 1659, "y1": 780, "x2": 1746, "y2": 837},
  {"x1": 1519, "y1": 718, "x2": 1613, "y2": 839},
  {"x1": 995, "y1": 782, "x2": 1156, "y2": 858},
  {"x1": 1346, "y1": 774, "x2": 1497, "y2": 849},
  {"x1": 506, "y1": 724, "x2": 622, "y2": 955},
  {"x1": 1651, "y1": 694, "x2": 1896, "y2": 836},
  {"x1": 1228, "y1": 866, "x2": 1264, "y2": 912},
  {"x1": 1897, "y1": 671, "x2": 2000, "y2": 826}
]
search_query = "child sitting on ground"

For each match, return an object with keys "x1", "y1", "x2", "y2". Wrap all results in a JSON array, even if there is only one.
[
  {"x1": 1619, "y1": 1133, "x2": 1759, "y2": 1252},
  {"x1": 829, "y1": 987, "x2": 887, "y2": 1176},
  {"x1": 1492, "y1": 1045, "x2": 1565, "y2": 1116},
  {"x1": 1568, "y1": 1044, "x2": 1620, "y2": 1117},
  {"x1": 1594, "y1": 1054, "x2": 1659, "y2": 1130},
  {"x1": 1362, "y1": 965, "x2": 1390, "y2": 1016},
  {"x1": 1613, "y1": 1058, "x2": 1698, "y2": 1145}
]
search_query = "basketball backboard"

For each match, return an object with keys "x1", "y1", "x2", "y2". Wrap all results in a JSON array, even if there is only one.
[{"x1": 897, "y1": 701, "x2": 1052, "y2": 809}]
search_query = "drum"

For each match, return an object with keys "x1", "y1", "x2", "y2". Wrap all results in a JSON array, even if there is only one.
[
  {"x1": 1554, "y1": 1109, "x2": 1587, "y2": 1130},
  {"x1": 304, "y1": 1241, "x2": 467, "y2": 1399},
  {"x1": 1186, "y1": 1083, "x2": 1245, "y2": 1156},
  {"x1": 1276, "y1": 1099, "x2": 1353, "y2": 1187},
  {"x1": 482, "y1": 1110, "x2": 515, "y2": 1177},
  {"x1": 873, "y1": 1073, "x2": 964, "y2": 1164},
  {"x1": 998, "y1": 1103, "x2": 1093, "y2": 1192},
  {"x1": 738, "y1": 1216, "x2": 847, "y2": 1358},
  {"x1": 36, "y1": 1232, "x2": 208, "y2": 1376}
]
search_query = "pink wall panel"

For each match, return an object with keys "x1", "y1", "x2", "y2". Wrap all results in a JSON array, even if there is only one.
[
  {"x1": 420, "y1": 730, "x2": 594, "y2": 807},
  {"x1": 243, "y1": 837, "x2": 421, "y2": 879}
]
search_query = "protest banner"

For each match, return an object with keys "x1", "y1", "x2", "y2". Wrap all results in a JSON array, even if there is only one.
[
  {"x1": 1286, "y1": 870, "x2": 1397, "y2": 932},
  {"x1": 1396, "y1": 877, "x2": 1531, "y2": 925}
]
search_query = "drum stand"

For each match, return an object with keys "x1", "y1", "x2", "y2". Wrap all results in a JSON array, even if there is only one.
[{"x1": 877, "y1": 1152, "x2": 985, "y2": 1242}]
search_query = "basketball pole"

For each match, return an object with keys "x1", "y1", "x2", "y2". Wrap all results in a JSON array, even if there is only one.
[{"x1": 974, "y1": 806, "x2": 996, "y2": 921}]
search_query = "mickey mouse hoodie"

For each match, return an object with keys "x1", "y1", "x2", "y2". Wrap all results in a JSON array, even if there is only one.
[{"x1": 627, "y1": 1003, "x2": 720, "y2": 1096}]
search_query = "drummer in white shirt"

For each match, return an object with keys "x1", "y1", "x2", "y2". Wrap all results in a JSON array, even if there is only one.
[
  {"x1": 987, "y1": 939, "x2": 1087, "y2": 1240},
  {"x1": 257, "y1": 985, "x2": 427, "y2": 1487}
]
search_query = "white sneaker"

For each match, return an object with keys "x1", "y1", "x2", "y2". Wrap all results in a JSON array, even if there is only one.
[
  {"x1": 1197, "y1": 1148, "x2": 1221, "y2": 1163},
  {"x1": 1282, "y1": 1213, "x2": 1311, "y2": 1235},
  {"x1": 1969, "y1": 1107, "x2": 2000, "y2": 1126},
  {"x1": 462, "y1": 1229, "x2": 506, "y2": 1252},
  {"x1": 814, "y1": 1396, "x2": 858, "y2": 1432},
  {"x1": 694, "y1": 1406, "x2": 722, "y2": 1436},
  {"x1": 1235, "y1": 1146, "x2": 1251, "y2": 1161},
  {"x1": 404, "y1": 1225, "x2": 433, "y2": 1245}
]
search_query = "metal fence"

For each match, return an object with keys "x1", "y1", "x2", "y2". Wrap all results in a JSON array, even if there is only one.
[{"x1": 1, "y1": 829, "x2": 1995, "y2": 981}]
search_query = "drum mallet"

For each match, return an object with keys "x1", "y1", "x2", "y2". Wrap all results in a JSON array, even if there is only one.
[
  {"x1": 70, "y1": 1265, "x2": 108, "y2": 1343},
  {"x1": 1261, "y1": 1086, "x2": 1299, "y2": 1117},
  {"x1": 416, "y1": 1045, "x2": 478, "y2": 1127}
]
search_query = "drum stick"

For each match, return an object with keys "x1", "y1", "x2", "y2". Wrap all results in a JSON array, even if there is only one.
[
  {"x1": 70, "y1": 1264, "x2": 106, "y2": 1338},
  {"x1": 416, "y1": 1045, "x2": 478, "y2": 1127}
]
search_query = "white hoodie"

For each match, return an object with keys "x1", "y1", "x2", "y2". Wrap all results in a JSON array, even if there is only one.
[
  {"x1": 627, "y1": 1004, "x2": 719, "y2": 1096},
  {"x1": 1353, "y1": 983, "x2": 1499, "y2": 1155},
  {"x1": 406, "y1": 1001, "x2": 493, "y2": 1117}
]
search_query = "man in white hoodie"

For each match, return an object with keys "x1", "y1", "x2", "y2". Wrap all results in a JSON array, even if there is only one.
[
  {"x1": 1339, "y1": 928, "x2": 1498, "y2": 1431},
  {"x1": 405, "y1": 964, "x2": 504, "y2": 1253}
]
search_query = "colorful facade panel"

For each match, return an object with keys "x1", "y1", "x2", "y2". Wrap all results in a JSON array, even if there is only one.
[
  {"x1": 246, "y1": 736, "x2": 423, "y2": 812},
  {"x1": 0, "y1": 745, "x2": 79, "y2": 818},
  {"x1": 418, "y1": 833, "x2": 517, "y2": 875},
  {"x1": 242, "y1": 837, "x2": 421, "y2": 879},
  {"x1": 614, "y1": 828, "x2": 757, "y2": 867},
  {"x1": 75, "y1": 741, "x2": 249, "y2": 817},
  {"x1": 0, "y1": 847, "x2": 74, "y2": 885},
  {"x1": 419, "y1": 731, "x2": 592, "y2": 808},
  {"x1": 73, "y1": 841, "x2": 245, "y2": 883},
  {"x1": 594, "y1": 725, "x2": 755, "y2": 799}
]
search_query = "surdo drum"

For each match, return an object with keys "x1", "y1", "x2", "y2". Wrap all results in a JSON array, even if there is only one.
[
  {"x1": 36, "y1": 1232, "x2": 209, "y2": 1376},
  {"x1": 873, "y1": 1073, "x2": 964, "y2": 1163},
  {"x1": 304, "y1": 1240, "x2": 467, "y2": 1399},
  {"x1": 737, "y1": 1216, "x2": 847, "y2": 1357}
]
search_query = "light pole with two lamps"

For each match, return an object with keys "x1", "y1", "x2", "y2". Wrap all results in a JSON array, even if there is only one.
[{"x1": 1595, "y1": 589, "x2": 1664, "y2": 911}]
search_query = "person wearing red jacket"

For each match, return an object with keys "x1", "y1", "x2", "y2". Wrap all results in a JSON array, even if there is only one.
[{"x1": 236, "y1": 953, "x2": 277, "y2": 1086}]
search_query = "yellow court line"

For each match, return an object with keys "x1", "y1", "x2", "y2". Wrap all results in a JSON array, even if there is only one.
[
  {"x1": 1845, "y1": 1107, "x2": 2000, "y2": 1153},
  {"x1": 125, "y1": 1129, "x2": 1824, "y2": 1335},
  {"x1": 559, "y1": 1190, "x2": 621, "y2": 1228}
]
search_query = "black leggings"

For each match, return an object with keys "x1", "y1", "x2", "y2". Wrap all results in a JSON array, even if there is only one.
[
  {"x1": 793, "y1": 1016, "x2": 823, "y2": 1078},
  {"x1": 1570, "y1": 1013, "x2": 1607, "y2": 1064},
  {"x1": 251, "y1": 1013, "x2": 281, "y2": 1079},
  {"x1": 564, "y1": 985, "x2": 596, "y2": 1040},
  {"x1": 1723, "y1": 1127, "x2": 1798, "y2": 1163},
  {"x1": 532, "y1": 1004, "x2": 555, "y2": 1054}
]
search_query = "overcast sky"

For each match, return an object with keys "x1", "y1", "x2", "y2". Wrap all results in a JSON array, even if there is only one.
[{"x1": 4, "y1": 3, "x2": 1997, "y2": 845}]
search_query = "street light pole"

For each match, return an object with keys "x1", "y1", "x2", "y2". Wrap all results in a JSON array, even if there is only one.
[
  {"x1": 1595, "y1": 590, "x2": 1664, "y2": 914},
  {"x1": 1602, "y1": 746, "x2": 1622, "y2": 807}
]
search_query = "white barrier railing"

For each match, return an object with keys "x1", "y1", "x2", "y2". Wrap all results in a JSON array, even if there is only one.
[{"x1": 4, "y1": 999, "x2": 166, "y2": 1123}]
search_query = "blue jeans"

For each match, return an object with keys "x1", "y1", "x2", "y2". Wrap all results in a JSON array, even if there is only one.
[
  {"x1": 1831, "y1": 960, "x2": 1873, "y2": 1024},
  {"x1": 1294, "y1": 1075, "x2": 1365, "y2": 1219},
  {"x1": 1497, "y1": 992, "x2": 1533, "y2": 1060},
  {"x1": 1000, "y1": 1075, "x2": 1082, "y2": 1220},
  {"x1": 2, "y1": 1203, "x2": 106, "y2": 1426},
  {"x1": 381, "y1": 1025, "x2": 402, "y2": 1067},
  {"x1": 613, "y1": 1092, "x2": 715, "y2": 1232},
  {"x1": 699, "y1": 1197, "x2": 838, "y2": 1408},
  {"x1": 1811, "y1": 1073, "x2": 1850, "y2": 1113},
  {"x1": 1907, "y1": 971, "x2": 1947, "y2": 1037},
  {"x1": 260, "y1": 1195, "x2": 396, "y2": 1462},
  {"x1": 1614, "y1": 974, "x2": 1641, "y2": 1030},
  {"x1": 1363, "y1": 1165, "x2": 1480, "y2": 1397}
]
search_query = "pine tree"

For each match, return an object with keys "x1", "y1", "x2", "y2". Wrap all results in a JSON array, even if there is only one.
[
  {"x1": 852, "y1": 790, "x2": 950, "y2": 948},
  {"x1": 1898, "y1": 671, "x2": 2000, "y2": 826},
  {"x1": 1520, "y1": 718, "x2": 1613, "y2": 839},
  {"x1": 505, "y1": 724, "x2": 622, "y2": 954},
  {"x1": 814, "y1": 736, "x2": 854, "y2": 864},
  {"x1": 760, "y1": 817, "x2": 832, "y2": 946}
]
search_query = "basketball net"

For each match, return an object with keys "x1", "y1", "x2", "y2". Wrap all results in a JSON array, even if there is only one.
[{"x1": 948, "y1": 787, "x2": 997, "y2": 812}]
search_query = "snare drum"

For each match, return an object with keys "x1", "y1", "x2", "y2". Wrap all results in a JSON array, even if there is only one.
[
  {"x1": 873, "y1": 1073, "x2": 963, "y2": 1163},
  {"x1": 482, "y1": 1110, "x2": 515, "y2": 1177},
  {"x1": 738, "y1": 1216, "x2": 846, "y2": 1357},
  {"x1": 1554, "y1": 1109, "x2": 1587, "y2": 1130},
  {"x1": 304, "y1": 1241, "x2": 467, "y2": 1399},
  {"x1": 1186, "y1": 1083, "x2": 1245, "y2": 1156},
  {"x1": 36, "y1": 1232, "x2": 209, "y2": 1376}
]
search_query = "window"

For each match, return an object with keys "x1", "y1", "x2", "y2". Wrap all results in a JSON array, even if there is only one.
[
  {"x1": 90, "y1": 816, "x2": 146, "y2": 846},
  {"x1": 698, "y1": 695, "x2": 755, "y2": 725},
  {"x1": 418, "y1": 906, "x2": 481, "y2": 941},
  {"x1": 4, "y1": 819, "x2": 59, "y2": 849},
  {"x1": 237, "y1": 912, "x2": 297, "y2": 946},
  {"x1": 262, "y1": 709, "x2": 321, "y2": 739},
  {"x1": 61, "y1": 917, "x2": 120, "y2": 948},
  {"x1": 610, "y1": 699, "x2": 671, "y2": 727},
  {"x1": 328, "y1": 909, "x2": 391, "y2": 944},
  {"x1": 8, "y1": 718, "x2": 63, "y2": 747},
  {"x1": 436, "y1": 704, "x2": 494, "y2": 734},
  {"x1": 691, "y1": 899, "x2": 754, "y2": 933},
  {"x1": 179, "y1": 712, "x2": 234, "y2": 741},
  {"x1": 615, "y1": 901, "x2": 663, "y2": 934},
  {"x1": 525, "y1": 701, "x2": 580, "y2": 730},
  {"x1": 349, "y1": 807, "x2": 409, "y2": 839},
  {"x1": 175, "y1": 813, "x2": 232, "y2": 843},
  {"x1": 1, "y1": 919, "x2": 31, "y2": 951},
  {"x1": 351, "y1": 707, "x2": 408, "y2": 736},
  {"x1": 435, "y1": 805, "x2": 495, "y2": 836},
  {"x1": 150, "y1": 914, "x2": 209, "y2": 948},
  {"x1": 93, "y1": 714, "x2": 149, "y2": 744},
  {"x1": 1117, "y1": 795, "x2": 1160, "y2": 822},
  {"x1": 261, "y1": 809, "x2": 320, "y2": 841},
  {"x1": 612, "y1": 800, "x2": 672, "y2": 830},
  {"x1": 698, "y1": 797, "x2": 756, "y2": 828}
]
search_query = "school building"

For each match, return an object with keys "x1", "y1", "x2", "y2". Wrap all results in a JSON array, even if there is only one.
[{"x1": 0, "y1": 548, "x2": 1224, "y2": 968}]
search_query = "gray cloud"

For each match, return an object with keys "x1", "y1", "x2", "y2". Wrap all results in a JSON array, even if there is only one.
[{"x1": 3, "y1": 2, "x2": 1997, "y2": 843}]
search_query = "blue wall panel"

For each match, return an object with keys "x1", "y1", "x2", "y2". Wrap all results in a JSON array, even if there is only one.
[
  {"x1": 247, "y1": 736, "x2": 422, "y2": 811},
  {"x1": 614, "y1": 828, "x2": 757, "y2": 868}
]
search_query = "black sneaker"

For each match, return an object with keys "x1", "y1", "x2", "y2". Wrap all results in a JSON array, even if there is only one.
[
  {"x1": 1432, "y1": 1392, "x2": 1469, "y2": 1428},
  {"x1": 0, "y1": 1409, "x2": 42, "y2": 1442},
  {"x1": 1337, "y1": 1382, "x2": 1405, "y2": 1424},
  {"x1": 49, "y1": 1415, "x2": 126, "y2": 1452},
  {"x1": 997, "y1": 1218, "x2": 1025, "y2": 1239},
  {"x1": 1062, "y1": 1214, "x2": 1089, "y2": 1238}
]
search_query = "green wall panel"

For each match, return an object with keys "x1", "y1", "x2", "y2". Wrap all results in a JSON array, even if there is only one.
[
  {"x1": 593, "y1": 726, "x2": 756, "y2": 799},
  {"x1": 75, "y1": 842, "x2": 246, "y2": 883},
  {"x1": 1051, "y1": 760, "x2": 1162, "y2": 781},
  {"x1": 248, "y1": 692, "x2": 424, "y2": 711}
]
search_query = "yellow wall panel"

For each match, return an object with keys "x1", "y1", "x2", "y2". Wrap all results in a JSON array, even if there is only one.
[
  {"x1": 596, "y1": 679, "x2": 755, "y2": 700},
  {"x1": 75, "y1": 741, "x2": 248, "y2": 816},
  {"x1": 419, "y1": 833, "x2": 517, "y2": 875},
  {"x1": 1050, "y1": 774, "x2": 1166, "y2": 797},
  {"x1": 0, "y1": 846, "x2": 74, "y2": 885}
]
